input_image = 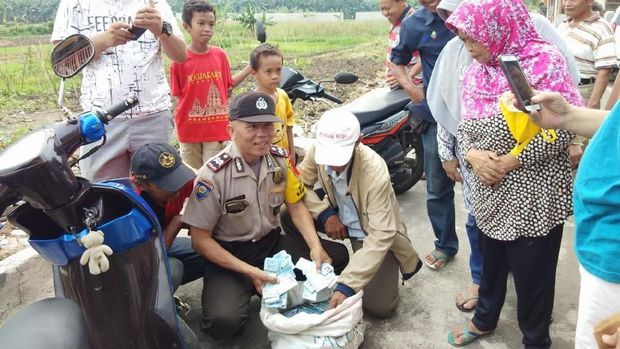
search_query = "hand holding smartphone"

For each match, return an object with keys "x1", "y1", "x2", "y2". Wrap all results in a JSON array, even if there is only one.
[
  {"x1": 128, "y1": 25, "x2": 146, "y2": 41},
  {"x1": 498, "y1": 55, "x2": 541, "y2": 113}
]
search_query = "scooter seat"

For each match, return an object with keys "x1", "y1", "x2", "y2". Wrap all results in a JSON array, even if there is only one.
[{"x1": 341, "y1": 87, "x2": 411, "y2": 127}]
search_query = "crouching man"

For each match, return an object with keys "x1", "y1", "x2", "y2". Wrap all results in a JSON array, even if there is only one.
[
  {"x1": 130, "y1": 143, "x2": 205, "y2": 291},
  {"x1": 281, "y1": 109, "x2": 422, "y2": 318},
  {"x1": 181, "y1": 91, "x2": 349, "y2": 340}
]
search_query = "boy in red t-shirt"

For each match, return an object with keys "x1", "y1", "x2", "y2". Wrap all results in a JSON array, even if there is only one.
[{"x1": 170, "y1": 0, "x2": 250, "y2": 170}]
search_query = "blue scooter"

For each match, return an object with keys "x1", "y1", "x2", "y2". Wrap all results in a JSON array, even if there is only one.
[{"x1": 0, "y1": 34, "x2": 197, "y2": 349}]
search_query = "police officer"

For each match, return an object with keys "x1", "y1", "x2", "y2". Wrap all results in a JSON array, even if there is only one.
[{"x1": 182, "y1": 91, "x2": 348, "y2": 340}]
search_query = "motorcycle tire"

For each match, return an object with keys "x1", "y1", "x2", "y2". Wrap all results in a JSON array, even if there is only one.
[{"x1": 393, "y1": 139, "x2": 424, "y2": 195}]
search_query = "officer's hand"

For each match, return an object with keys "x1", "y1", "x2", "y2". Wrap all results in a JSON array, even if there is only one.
[
  {"x1": 324, "y1": 215, "x2": 348, "y2": 240},
  {"x1": 248, "y1": 267, "x2": 277, "y2": 295},
  {"x1": 310, "y1": 247, "x2": 332, "y2": 272},
  {"x1": 327, "y1": 291, "x2": 347, "y2": 310}
]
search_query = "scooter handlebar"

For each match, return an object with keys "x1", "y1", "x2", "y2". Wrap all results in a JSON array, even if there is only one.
[
  {"x1": 98, "y1": 97, "x2": 139, "y2": 122},
  {"x1": 321, "y1": 92, "x2": 342, "y2": 104}
]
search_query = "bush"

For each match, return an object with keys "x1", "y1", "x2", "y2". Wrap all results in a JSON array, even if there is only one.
[{"x1": 0, "y1": 22, "x2": 54, "y2": 36}]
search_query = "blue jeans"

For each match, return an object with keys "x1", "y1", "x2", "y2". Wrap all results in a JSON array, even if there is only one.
[
  {"x1": 168, "y1": 237, "x2": 205, "y2": 286},
  {"x1": 466, "y1": 214, "x2": 483, "y2": 285},
  {"x1": 421, "y1": 122, "x2": 458, "y2": 257}
]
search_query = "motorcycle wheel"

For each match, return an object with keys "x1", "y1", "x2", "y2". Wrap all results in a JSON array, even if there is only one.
[{"x1": 393, "y1": 139, "x2": 424, "y2": 195}]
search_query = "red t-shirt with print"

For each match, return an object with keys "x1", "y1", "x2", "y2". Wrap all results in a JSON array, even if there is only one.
[{"x1": 170, "y1": 47, "x2": 234, "y2": 143}]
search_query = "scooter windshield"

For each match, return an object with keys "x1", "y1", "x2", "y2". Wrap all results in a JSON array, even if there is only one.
[
  {"x1": 0, "y1": 129, "x2": 49, "y2": 171},
  {"x1": 0, "y1": 128, "x2": 80, "y2": 210}
]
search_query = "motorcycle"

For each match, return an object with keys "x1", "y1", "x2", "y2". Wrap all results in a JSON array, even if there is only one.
[
  {"x1": 254, "y1": 22, "x2": 424, "y2": 195},
  {"x1": 281, "y1": 68, "x2": 424, "y2": 195},
  {"x1": 0, "y1": 34, "x2": 197, "y2": 348}
]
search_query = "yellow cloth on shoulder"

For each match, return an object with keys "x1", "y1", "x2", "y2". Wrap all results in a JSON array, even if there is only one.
[
  {"x1": 498, "y1": 92, "x2": 556, "y2": 156},
  {"x1": 284, "y1": 158, "x2": 306, "y2": 204}
]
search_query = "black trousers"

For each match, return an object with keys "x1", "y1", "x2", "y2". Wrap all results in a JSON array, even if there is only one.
[
  {"x1": 472, "y1": 224, "x2": 564, "y2": 349},
  {"x1": 200, "y1": 225, "x2": 349, "y2": 340}
]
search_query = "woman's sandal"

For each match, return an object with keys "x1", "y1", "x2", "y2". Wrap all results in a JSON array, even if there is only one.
[
  {"x1": 447, "y1": 320, "x2": 491, "y2": 347},
  {"x1": 423, "y1": 250, "x2": 452, "y2": 271},
  {"x1": 455, "y1": 287, "x2": 479, "y2": 312}
]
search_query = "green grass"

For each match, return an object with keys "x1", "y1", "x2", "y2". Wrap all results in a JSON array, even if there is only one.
[
  {"x1": 184, "y1": 20, "x2": 386, "y2": 66},
  {"x1": 0, "y1": 20, "x2": 385, "y2": 114}
]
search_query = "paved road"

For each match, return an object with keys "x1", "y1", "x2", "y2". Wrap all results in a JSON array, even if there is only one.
[{"x1": 176, "y1": 182, "x2": 580, "y2": 348}]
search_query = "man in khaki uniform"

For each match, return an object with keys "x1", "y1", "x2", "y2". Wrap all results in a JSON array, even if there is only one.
[
  {"x1": 282, "y1": 109, "x2": 422, "y2": 318},
  {"x1": 182, "y1": 91, "x2": 348, "y2": 340}
]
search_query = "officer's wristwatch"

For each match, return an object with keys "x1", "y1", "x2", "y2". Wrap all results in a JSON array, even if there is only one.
[{"x1": 161, "y1": 21, "x2": 172, "y2": 37}]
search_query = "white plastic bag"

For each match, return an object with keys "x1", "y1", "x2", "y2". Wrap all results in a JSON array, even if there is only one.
[{"x1": 260, "y1": 289, "x2": 365, "y2": 349}]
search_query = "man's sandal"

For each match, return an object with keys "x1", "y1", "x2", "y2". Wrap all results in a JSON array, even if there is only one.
[
  {"x1": 423, "y1": 250, "x2": 452, "y2": 271},
  {"x1": 447, "y1": 321, "x2": 490, "y2": 347}
]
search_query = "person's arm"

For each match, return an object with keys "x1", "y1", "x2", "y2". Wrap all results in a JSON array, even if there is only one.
[
  {"x1": 528, "y1": 91, "x2": 608, "y2": 138},
  {"x1": 158, "y1": 34, "x2": 187, "y2": 63},
  {"x1": 328, "y1": 173, "x2": 397, "y2": 309},
  {"x1": 232, "y1": 65, "x2": 251, "y2": 87},
  {"x1": 286, "y1": 126, "x2": 296, "y2": 165},
  {"x1": 588, "y1": 68, "x2": 611, "y2": 109},
  {"x1": 132, "y1": 0, "x2": 186, "y2": 62},
  {"x1": 390, "y1": 18, "x2": 424, "y2": 102},
  {"x1": 409, "y1": 60, "x2": 422, "y2": 81},
  {"x1": 437, "y1": 125, "x2": 462, "y2": 182},
  {"x1": 285, "y1": 199, "x2": 331, "y2": 270},
  {"x1": 605, "y1": 72, "x2": 620, "y2": 110},
  {"x1": 515, "y1": 128, "x2": 574, "y2": 168},
  {"x1": 86, "y1": 23, "x2": 134, "y2": 57},
  {"x1": 163, "y1": 215, "x2": 184, "y2": 249},
  {"x1": 391, "y1": 63, "x2": 424, "y2": 103},
  {"x1": 190, "y1": 226, "x2": 276, "y2": 293}
]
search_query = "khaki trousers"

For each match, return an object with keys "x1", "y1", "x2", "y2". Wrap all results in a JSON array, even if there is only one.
[
  {"x1": 179, "y1": 141, "x2": 227, "y2": 171},
  {"x1": 350, "y1": 239, "x2": 400, "y2": 318}
]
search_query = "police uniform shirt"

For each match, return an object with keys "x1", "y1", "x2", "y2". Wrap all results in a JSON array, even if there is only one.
[{"x1": 182, "y1": 143, "x2": 306, "y2": 242}]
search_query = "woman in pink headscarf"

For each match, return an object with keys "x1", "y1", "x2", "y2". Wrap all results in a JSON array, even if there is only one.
[{"x1": 444, "y1": 0, "x2": 581, "y2": 347}]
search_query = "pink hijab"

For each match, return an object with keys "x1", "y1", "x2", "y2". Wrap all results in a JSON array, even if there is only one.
[{"x1": 445, "y1": 0, "x2": 582, "y2": 121}]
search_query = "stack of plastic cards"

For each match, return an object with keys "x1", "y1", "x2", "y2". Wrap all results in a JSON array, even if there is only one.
[
  {"x1": 295, "y1": 258, "x2": 337, "y2": 302},
  {"x1": 263, "y1": 250, "x2": 298, "y2": 309}
]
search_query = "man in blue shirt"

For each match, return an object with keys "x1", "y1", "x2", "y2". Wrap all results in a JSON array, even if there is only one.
[{"x1": 390, "y1": 0, "x2": 458, "y2": 271}]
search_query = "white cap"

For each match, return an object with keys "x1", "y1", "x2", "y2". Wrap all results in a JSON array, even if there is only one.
[{"x1": 314, "y1": 109, "x2": 361, "y2": 166}]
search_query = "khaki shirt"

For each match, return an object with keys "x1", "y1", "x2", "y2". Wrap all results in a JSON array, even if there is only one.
[{"x1": 182, "y1": 143, "x2": 305, "y2": 242}]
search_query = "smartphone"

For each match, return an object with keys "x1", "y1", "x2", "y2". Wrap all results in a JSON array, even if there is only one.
[
  {"x1": 498, "y1": 54, "x2": 541, "y2": 113},
  {"x1": 128, "y1": 25, "x2": 146, "y2": 41}
]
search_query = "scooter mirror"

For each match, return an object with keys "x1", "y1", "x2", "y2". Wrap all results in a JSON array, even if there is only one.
[
  {"x1": 334, "y1": 72, "x2": 359, "y2": 84},
  {"x1": 51, "y1": 34, "x2": 95, "y2": 78},
  {"x1": 256, "y1": 21, "x2": 267, "y2": 43}
]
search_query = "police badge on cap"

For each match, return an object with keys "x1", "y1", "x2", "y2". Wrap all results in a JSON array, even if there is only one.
[{"x1": 228, "y1": 91, "x2": 282, "y2": 123}]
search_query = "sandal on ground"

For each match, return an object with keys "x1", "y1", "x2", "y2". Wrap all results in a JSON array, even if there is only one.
[
  {"x1": 423, "y1": 250, "x2": 452, "y2": 271},
  {"x1": 455, "y1": 287, "x2": 479, "y2": 313},
  {"x1": 447, "y1": 320, "x2": 490, "y2": 347}
]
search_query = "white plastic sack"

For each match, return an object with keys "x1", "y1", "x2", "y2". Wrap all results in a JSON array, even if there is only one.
[{"x1": 260, "y1": 290, "x2": 365, "y2": 349}]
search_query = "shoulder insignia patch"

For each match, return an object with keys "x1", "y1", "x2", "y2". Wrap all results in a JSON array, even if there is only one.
[
  {"x1": 206, "y1": 152, "x2": 232, "y2": 172},
  {"x1": 195, "y1": 179, "x2": 214, "y2": 200},
  {"x1": 270, "y1": 145, "x2": 289, "y2": 158}
]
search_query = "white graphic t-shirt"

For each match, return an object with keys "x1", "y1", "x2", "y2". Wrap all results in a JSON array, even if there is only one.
[{"x1": 51, "y1": 0, "x2": 182, "y2": 118}]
